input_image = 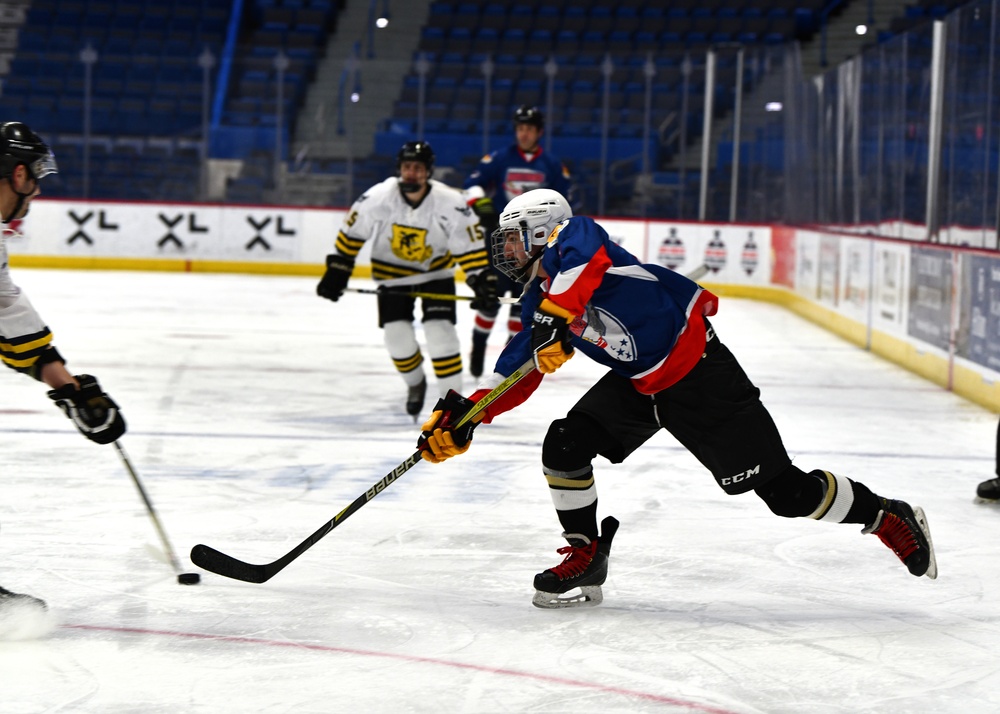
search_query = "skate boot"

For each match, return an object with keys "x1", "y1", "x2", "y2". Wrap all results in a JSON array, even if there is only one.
[
  {"x1": 0, "y1": 585, "x2": 51, "y2": 640},
  {"x1": 0, "y1": 586, "x2": 46, "y2": 610},
  {"x1": 975, "y1": 477, "x2": 1000, "y2": 503},
  {"x1": 862, "y1": 498, "x2": 937, "y2": 579},
  {"x1": 405, "y1": 378, "x2": 427, "y2": 421},
  {"x1": 532, "y1": 516, "x2": 619, "y2": 609}
]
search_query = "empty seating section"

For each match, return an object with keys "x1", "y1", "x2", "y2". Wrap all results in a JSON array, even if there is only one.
[
  {"x1": 384, "y1": 0, "x2": 818, "y2": 202},
  {"x1": 4, "y1": 0, "x2": 337, "y2": 200},
  {"x1": 389, "y1": 0, "x2": 822, "y2": 152}
]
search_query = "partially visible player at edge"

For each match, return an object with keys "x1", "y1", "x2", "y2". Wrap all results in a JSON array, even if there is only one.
[
  {"x1": 415, "y1": 188, "x2": 937, "y2": 609},
  {"x1": 0, "y1": 121, "x2": 126, "y2": 635},
  {"x1": 316, "y1": 140, "x2": 495, "y2": 419},
  {"x1": 975, "y1": 418, "x2": 1000, "y2": 503},
  {"x1": 462, "y1": 105, "x2": 571, "y2": 378}
]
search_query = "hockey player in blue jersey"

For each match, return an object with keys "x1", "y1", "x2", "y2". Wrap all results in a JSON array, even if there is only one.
[
  {"x1": 462, "y1": 105, "x2": 572, "y2": 378},
  {"x1": 416, "y1": 188, "x2": 938, "y2": 609}
]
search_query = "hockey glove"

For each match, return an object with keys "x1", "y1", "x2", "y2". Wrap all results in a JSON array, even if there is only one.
[
  {"x1": 466, "y1": 271, "x2": 500, "y2": 312},
  {"x1": 48, "y1": 375, "x2": 126, "y2": 445},
  {"x1": 316, "y1": 254, "x2": 355, "y2": 302},
  {"x1": 471, "y1": 197, "x2": 499, "y2": 235},
  {"x1": 417, "y1": 390, "x2": 481, "y2": 464},
  {"x1": 531, "y1": 298, "x2": 576, "y2": 374}
]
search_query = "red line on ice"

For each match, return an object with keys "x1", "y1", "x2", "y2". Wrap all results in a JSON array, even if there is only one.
[{"x1": 63, "y1": 623, "x2": 739, "y2": 713}]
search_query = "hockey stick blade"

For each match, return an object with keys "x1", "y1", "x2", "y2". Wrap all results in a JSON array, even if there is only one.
[{"x1": 190, "y1": 359, "x2": 536, "y2": 583}]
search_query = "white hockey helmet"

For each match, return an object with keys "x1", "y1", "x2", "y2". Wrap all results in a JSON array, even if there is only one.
[{"x1": 491, "y1": 188, "x2": 572, "y2": 282}]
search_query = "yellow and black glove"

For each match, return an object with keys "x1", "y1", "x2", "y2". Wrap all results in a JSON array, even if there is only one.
[
  {"x1": 417, "y1": 390, "x2": 480, "y2": 464},
  {"x1": 530, "y1": 298, "x2": 575, "y2": 374}
]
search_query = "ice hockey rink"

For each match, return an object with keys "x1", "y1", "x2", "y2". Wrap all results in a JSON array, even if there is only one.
[{"x1": 1, "y1": 267, "x2": 998, "y2": 714}]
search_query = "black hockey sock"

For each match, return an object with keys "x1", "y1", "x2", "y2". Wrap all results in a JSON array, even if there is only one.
[{"x1": 556, "y1": 501, "x2": 599, "y2": 542}]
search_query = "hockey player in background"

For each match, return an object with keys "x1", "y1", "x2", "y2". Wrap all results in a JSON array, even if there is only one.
[
  {"x1": 0, "y1": 121, "x2": 126, "y2": 636},
  {"x1": 317, "y1": 141, "x2": 495, "y2": 418},
  {"x1": 415, "y1": 188, "x2": 937, "y2": 609},
  {"x1": 462, "y1": 105, "x2": 572, "y2": 378},
  {"x1": 974, "y1": 418, "x2": 1000, "y2": 502}
]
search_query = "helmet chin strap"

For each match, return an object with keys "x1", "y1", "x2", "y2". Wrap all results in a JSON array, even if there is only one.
[{"x1": 514, "y1": 244, "x2": 545, "y2": 283}]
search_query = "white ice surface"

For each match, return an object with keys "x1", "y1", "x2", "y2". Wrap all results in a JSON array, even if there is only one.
[{"x1": 1, "y1": 269, "x2": 998, "y2": 714}]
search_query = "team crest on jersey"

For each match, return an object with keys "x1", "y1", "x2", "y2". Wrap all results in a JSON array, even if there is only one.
[
  {"x1": 504, "y1": 168, "x2": 546, "y2": 198},
  {"x1": 569, "y1": 304, "x2": 637, "y2": 362},
  {"x1": 391, "y1": 224, "x2": 433, "y2": 262}
]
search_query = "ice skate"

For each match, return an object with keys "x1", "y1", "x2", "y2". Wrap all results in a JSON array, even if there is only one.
[
  {"x1": 405, "y1": 378, "x2": 427, "y2": 421},
  {"x1": 0, "y1": 586, "x2": 52, "y2": 640},
  {"x1": 862, "y1": 498, "x2": 937, "y2": 579},
  {"x1": 975, "y1": 477, "x2": 1000, "y2": 503},
  {"x1": 532, "y1": 516, "x2": 619, "y2": 609}
]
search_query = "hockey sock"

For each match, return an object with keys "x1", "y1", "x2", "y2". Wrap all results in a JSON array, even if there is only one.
[
  {"x1": 807, "y1": 470, "x2": 880, "y2": 525},
  {"x1": 544, "y1": 465, "x2": 599, "y2": 541}
]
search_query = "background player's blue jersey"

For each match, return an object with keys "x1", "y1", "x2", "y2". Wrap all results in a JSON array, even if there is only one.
[{"x1": 463, "y1": 144, "x2": 571, "y2": 210}]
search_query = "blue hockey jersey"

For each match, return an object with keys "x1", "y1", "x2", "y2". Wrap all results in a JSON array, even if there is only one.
[
  {"x1": 470, "y1": 216, "x2": 718, "y2": 421},
  {"x1": 463, "y1": 143, "x2": 572, "y2": 210}
]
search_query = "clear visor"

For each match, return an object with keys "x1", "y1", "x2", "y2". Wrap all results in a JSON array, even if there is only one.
[{"x1": 28, "y1": 152, "x2": 58, "y2": 180}]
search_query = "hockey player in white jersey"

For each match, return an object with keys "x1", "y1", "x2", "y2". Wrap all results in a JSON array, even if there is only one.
[
  {"x1": 0, "y1": 121, "x2": 125, "y2": 637},
  {"x1": 317, "y1": 141, "x2": 496, "y2": 418}
]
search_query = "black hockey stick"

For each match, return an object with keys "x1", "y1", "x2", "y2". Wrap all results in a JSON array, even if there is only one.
[{"x1": 191, "y1": 358, "x2": 536, "y2": 583}]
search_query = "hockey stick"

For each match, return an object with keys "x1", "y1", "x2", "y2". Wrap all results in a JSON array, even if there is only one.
[
  {"x1": 114, "y1": 441, "x2": 183, "y2": 574},
  {"x1": 190, "y1": 358, "x2": 537, "y2": 583},
  {"x1": 346, "y1": 287, "x2": 474, "y2": 301},
  {"x1": 347, "y1": 287, "x2": 522, "y2": 305},
  {"x1": 684, "y1": 263, "x2": 710, "y2": 282}
]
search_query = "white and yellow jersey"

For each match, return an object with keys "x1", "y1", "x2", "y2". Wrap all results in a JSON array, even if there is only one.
[
  {"x1": 0, "y1": 236, "x2": 53, "y2": 375},
  {"x1": 334, "y1": 178, "x2": 489, "y2": 287}
]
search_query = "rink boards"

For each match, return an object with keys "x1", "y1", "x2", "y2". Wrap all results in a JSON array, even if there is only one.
[{"x1": 7, "y1": 197, "x2": 999, "y2": 410}]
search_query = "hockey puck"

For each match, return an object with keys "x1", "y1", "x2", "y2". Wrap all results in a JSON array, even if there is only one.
[{"x1": 177, "y1": 573, "x2": 201, "y2": 585}]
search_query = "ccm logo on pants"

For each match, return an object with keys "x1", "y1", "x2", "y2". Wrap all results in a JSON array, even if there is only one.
[{"x1": 722, "y1": 464, "x2": 760, "y2": 487}]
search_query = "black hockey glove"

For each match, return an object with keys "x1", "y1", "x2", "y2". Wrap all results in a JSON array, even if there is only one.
[
  {"x1": 531, "y1": 298, "x2": 576, "y2": 374},
  {"x1": 471, "y1": 197, "x2": 499, "y2": 235},
  {"x1": 48, "y1": 374, "x2": 126, "y2": 445},
  {"x1": 417, "y1": 390, "x2": 480, "y2": 463},
  {"x1": 316, "y1": 254, "x2": 355, "y2": 302},
  {"x1": 466, "y1": 271, "x2": 500, "y2": 312}
]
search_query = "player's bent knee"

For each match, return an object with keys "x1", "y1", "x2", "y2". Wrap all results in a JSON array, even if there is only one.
[
  {"x1": 542, "y1": 414, "x2": 607, "y2": 473},
  {"x1": 753, "y1": 464, "x2": 824, "y2": 518}
]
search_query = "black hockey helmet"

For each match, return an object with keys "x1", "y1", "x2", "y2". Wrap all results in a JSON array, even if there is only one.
[
  {"x1": 513, "y1": 105, "x2": 544, "y2": 129},
  {"x1": 0, "y1": 122, "x2": 58, "y2": 181},
  {"x1": 396, "y1": 140, "x2": 435, "y2": 177}
]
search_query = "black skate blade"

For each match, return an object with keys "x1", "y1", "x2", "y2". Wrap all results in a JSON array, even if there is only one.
[{"x1": 532, "y1": 585, "x2": 604, "y2": 609}]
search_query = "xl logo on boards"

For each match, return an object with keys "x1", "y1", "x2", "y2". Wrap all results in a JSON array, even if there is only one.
[
  {"x1": 157, "y1": 213, "x2": 209, "y2": 249},
  {"x1": 721, "y1": 464, "x2": 760, "y2": 486},
  {"x1": 66, "y1": 210, "x2": 119, "y2": 245},
  {"x1": 656, "y1": 228, "x2": 685, "y2": 270},
  {"x1": 245, "y1": 215, "x2": 296, "y2": 251}
]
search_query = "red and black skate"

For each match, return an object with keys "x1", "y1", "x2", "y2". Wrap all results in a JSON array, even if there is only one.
[
  {"x1": 863, "y1": 498, "x2": 937, "y2": 579},
  {"x1": 532, "y1": 516, "x2": 619, "y2": 609}
]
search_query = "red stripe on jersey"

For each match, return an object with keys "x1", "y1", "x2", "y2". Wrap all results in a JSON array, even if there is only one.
[
  {"x1": 548, "y1": 244, "x2": 612, "y2": 315},
  {"x1": 632, "y1": 288, "x2": 719, "y2": 394}
]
